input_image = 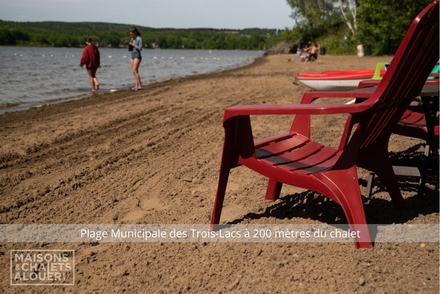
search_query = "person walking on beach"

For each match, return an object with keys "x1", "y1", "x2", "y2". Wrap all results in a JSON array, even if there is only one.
[
  {"x1": 79, "y1": 37, "x2": 100, "y2": 93},
  {"x1": 126, "y1": 26, "x2": 143, "y2": 91}
]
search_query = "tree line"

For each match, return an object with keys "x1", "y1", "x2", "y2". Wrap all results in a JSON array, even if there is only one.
[
  {"x1": 0, "y1": 20, "x2": 283, "y2": 50},
  {"x1": 1, "y1": 0, "x2": 432, "y2": 55},
  {"x1": 284, "y1": 0, "x2": 433, "y2": 55}
]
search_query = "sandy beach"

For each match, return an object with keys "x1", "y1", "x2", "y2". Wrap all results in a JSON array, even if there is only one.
[{"x1": 0, "y1": 54, "x2": 438, "y2": 293}]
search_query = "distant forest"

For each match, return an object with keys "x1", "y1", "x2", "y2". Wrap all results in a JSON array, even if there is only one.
[{"x1": 0, "y1": 20, "x2": 284, "y2": 50}]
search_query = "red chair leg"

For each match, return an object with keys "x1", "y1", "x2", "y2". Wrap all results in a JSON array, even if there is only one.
[
  {"x1": 265, "y1": 179, "x2": 282, "y2": 201},
  {"x1": 370, "y1": 162, "x2": 405, "y2": 209},
  {"x1": 210, "y1": 164, "x2": 231, "y2": 229},
  {"x1": 359, "y1": 150, "x2": 406, "y2": 209},
  {"x1": 319, "y1": 169, "x2": 373, "y2": 248}
]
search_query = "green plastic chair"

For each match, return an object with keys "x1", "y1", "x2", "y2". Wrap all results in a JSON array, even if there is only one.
[
  {"x1": 371, "y1": 62, "x2": 388, "y2": 80},
  {"x1": 373, "y1": 60, "x2": 439, "y2": 80}
]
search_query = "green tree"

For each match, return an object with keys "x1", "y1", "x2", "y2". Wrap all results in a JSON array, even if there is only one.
[
  {"x1": 153, "y1": 34, "x2": 165, "y2": 48},
  {"x1": 357, "y1": 0, "x2": 432, "y2": 54},
  {"x1": 286, "y1": 0, "x2": 340, "y2": 32},
  {"x1": 166, "y1": 34, "x2": 182, "y2": 48},
  {"x1": 0, "y1": 28, "x2": 29, "y2": 45},
  {"x1": 32, "y1": 34, "x2": 50, "y2": 45},
  {"x1": 0, "y1": 20, "x2": 283, "y2": 50},
  {"x1": 337, "y1": 0, "x2": 359, "y2": 36},
  {"x1": 249, "y1": 31, "x2": 266, "y2": 49}
]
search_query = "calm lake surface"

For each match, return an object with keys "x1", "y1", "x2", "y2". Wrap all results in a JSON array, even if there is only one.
[{"x1": 0, "y1": 47, "x2": 264, "y2": 114}]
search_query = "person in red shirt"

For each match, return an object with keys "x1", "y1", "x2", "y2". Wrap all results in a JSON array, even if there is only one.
[{"x1": 80, "y1": 37, "x2": 100, "y2": 92}]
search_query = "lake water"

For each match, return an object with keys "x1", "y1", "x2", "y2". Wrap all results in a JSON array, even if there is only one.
[{"x1": 0, "y1": 47, "x2": 264, "y2": 114}]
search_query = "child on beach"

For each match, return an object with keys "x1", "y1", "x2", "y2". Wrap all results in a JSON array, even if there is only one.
[
  {"x1": 79, "y1": 37, "x2": 100, "y2": 93},
  {"x1": 302, "y1": 42, "x2": 320, "y2": 64}
]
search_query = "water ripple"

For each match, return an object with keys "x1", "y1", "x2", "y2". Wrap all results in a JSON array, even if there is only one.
[{"x1": 0, "y1": 47, "x2": 263, "y2": 114}]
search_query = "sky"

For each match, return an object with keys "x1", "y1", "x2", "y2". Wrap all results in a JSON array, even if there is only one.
[{"x1": 0, "y1": 0, "x2": 294, "y2": 30}]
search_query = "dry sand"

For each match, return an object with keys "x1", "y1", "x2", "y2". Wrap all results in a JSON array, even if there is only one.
[{"x1": 0, "y1": 54, "x2": 438, "y2": 293}]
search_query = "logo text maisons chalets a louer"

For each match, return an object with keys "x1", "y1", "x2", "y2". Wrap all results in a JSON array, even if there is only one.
[{"x1": 10, "y1": 250, "x2": 75, "y2": 286}]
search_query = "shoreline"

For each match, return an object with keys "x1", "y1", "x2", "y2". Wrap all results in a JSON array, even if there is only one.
[
  {"x1": 0, "y1": 54, "x2": 438, "y2": 293},
  {"x1": 0, "y1": 47, "x2": 264, "y2": 115},
  {"x1": 0, "y1": 54, "x2": 268, "y2": 118}
]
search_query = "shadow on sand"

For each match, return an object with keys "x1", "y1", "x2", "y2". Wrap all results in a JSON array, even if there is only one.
[{"x1": 226, "y1": 145, "x2": 439, "y2": 226}]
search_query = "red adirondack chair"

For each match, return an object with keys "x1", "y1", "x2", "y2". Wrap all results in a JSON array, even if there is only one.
[
  {"x1": 396, "y1": 105, "x2": 439, "y2": 143},
  {"x1": 358, "y1": 79, "x2": 439, "y2": 197},
  {"x1": 210, "y1": 0, "x2": 439, "y2": 249}
]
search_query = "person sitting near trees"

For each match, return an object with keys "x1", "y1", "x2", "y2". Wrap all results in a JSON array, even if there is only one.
[
  {"x1": 303, "y1": 42, "x2": 320, "y2": 63},
  {"x1": 300, "y1": 41, "x2": 311, "y2": 62},
  {"x1": 296, "y1": 44, "x2": 303, "y2": 57}
]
